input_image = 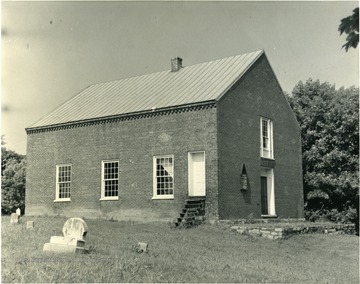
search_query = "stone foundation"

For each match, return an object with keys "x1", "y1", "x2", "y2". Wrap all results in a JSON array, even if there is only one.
[{"x1": 228, "y1": 223, "x2": 355, "y2": 240}]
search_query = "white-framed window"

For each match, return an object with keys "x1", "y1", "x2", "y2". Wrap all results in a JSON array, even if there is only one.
[
  {"x1": 260, "y1": 117, "x2": 274, "y2": 159},
  {"x1": 55, "y1": 165, "x2": 71, "y2": 202},
  {"x1": 100, "y1": 160, "x2": 119, "y2": 200},
  {"x1": 153, "y1": 155, "x2": 174, "y2": 199}
]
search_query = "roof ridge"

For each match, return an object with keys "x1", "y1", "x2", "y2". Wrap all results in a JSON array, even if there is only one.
[{"x1": 89, "y1": 50, "x2": 264, "y2": 87}]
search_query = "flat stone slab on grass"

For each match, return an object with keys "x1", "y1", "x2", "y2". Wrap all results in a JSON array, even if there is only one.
[
  {"x1": 50, "y1": 236, "x2": 85, "y2": 248},
  {"x1": 43, "y1": 243, "x2": 86, "y2": 254}
]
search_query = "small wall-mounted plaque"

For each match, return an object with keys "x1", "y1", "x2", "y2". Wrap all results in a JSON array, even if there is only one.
[
  {"x1": 240, "y1": 164, "x2": 248, "y2": 191},
  {"x1": 241, "y1": 174, "x2": 247, "y2": 190}
]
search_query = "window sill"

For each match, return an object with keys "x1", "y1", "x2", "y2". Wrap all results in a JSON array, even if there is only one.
[
  {"x1": 261, "y1": 214, "x2": 278, "y2": 218},
  {"x1": 152, "y1": 196, "x2": 174, "y2": 200},
  {"x1": 54, "y1": 199, "x2": 71, "y2": 203},
  {"x1": 99, "y1": 197, "x2": 119, "y2": 201},
  {"x1": 260, "y1": 156, "x2": 275, "y2": 160}
]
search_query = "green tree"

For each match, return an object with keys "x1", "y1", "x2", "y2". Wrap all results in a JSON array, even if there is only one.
[
  {"x1": 1, "y1": 138, "x2": 26, "y2": 214},
  {"x1": 287, "y1": 79, "x2": 359, "y2": 222},
  {"x1": 339, "y1": 7, "x2": 359, "y2": 51},
  {"x1": 1, "y1": 146, "x2": 24, "y2": 176}
]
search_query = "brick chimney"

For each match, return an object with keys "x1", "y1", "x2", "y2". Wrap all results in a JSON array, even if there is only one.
[{"x1": 171, "y1": 57, "x2": 183, "y2": 72}]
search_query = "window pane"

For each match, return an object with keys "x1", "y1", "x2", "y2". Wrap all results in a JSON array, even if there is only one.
[
  {"x1": 58, "y1": 166, "x2": 71, "y2": 182},
  {"x1": 59, "y1": 183, "x2": 71, "y2": 199},
  {"x1": 105, "y1": 180, "x2": 119, "y2": 197},
  {"x1": 263, "y1": 137, "x2": 268, "y2": 149}
]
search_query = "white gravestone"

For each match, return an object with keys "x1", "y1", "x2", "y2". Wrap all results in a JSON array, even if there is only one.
[
  {"x1": 138, "y1": 242, "x2": 148, "y2": 253},
  {"x1": 16, "y1": 208, "x2": 21, "y2": 216},
  {"x1": 62, "y1": 217, "x2": 88, "y2": 241},
  {"x1": 43, "y1": 218, "x2": 88, "y2": 253},
  {"x1": 133, "y1": 242, "x2": 148, "y2": 253},
  {"x1": 10, "y1": 213, "x2": 20, "y2": 224},
  {"x1": 26, "y1": 221, "x2": 34, "y2": 229}
]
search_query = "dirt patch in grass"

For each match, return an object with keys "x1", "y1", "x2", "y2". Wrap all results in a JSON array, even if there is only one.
[{"x1": 2, "y1": 216, "x2": 359, "y2": 283}]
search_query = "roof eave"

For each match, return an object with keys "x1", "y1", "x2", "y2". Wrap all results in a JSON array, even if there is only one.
[{"x1": 25, "y1": 100, "x2": 217, "y2": 133}]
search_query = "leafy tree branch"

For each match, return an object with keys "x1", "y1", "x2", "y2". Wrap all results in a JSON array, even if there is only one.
[{"x1": 339, "y1": 7, "x2": 359, "y2": 51}]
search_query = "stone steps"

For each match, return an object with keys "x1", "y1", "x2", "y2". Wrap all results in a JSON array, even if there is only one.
[{"x1": 174, "y1": 198, "x2": 205, "y2": 228}]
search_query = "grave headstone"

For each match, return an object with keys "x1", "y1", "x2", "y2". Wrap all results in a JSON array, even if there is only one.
[
  {"x1": 133, "y1": 242, "x2": 148, "y2": 253},
  {"x1": 10, "y1": 213, "x2": 20, "y2": 224},
  {"x1": 62, "y1": 217, "x2": 88, "y2": 241},
  {"x1": 43, "y1": 217, "x2": 88, "y2": 254},
  {"x1": 16, "y1": 208, "x2": 21, "y2": 216},
  {"x1": 26, "y1": 221, "x2": 34, "y2": 230},
  {"x1": 138, "y1": 242, "x2": 148, "y2": 252}
]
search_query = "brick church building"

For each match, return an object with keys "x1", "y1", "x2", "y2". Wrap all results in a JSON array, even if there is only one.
[{"x1": 25, "y1": 50, "x2": 304, "y2": 222}]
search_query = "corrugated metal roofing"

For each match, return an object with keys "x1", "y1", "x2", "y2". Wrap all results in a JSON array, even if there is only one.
[{"x1": 29, "y1": 50, "x2": 264, "y2": 128}]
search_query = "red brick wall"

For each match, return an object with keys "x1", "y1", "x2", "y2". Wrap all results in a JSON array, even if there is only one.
[
  {"x1": 25, "y1": 106, "x2": 219, "y2": 222},
  {"x1": 217, "y1": 54, "x2": 304, "y2": 219}
]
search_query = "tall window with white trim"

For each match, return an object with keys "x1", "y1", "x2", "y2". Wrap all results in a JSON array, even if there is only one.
[
  {"x1": 101, "y1": 160, "x2": 119, "y2": 200},
  {"x1": 56, "y1": 165, "x2": 71, "y2": 201},
  {"x1": 260, "y1": 117, "x2": 274, "y2": 159},
  {"x1": 153, "y1": 155, "x2": 174, "y2": 199}
]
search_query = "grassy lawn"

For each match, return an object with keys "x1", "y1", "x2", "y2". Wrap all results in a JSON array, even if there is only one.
[{"x1": 2, "y1": 216, "x2": 359, "y2": 283}]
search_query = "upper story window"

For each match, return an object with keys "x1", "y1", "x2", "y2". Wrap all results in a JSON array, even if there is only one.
[
  {"x1": 260, "y1": 117, "x2": 274, "y2": 159},
  {"x1": 101, "y1": 160, "x2": 119, "y2": 200},
  {"x1": 55, "y1": 165, "x2": 71, "y2": 201},
  {"x1": 153, "y1": 155, "x2": 174, "y2": 199}
]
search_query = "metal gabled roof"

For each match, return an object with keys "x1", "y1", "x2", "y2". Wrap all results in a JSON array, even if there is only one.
[{"x1": 29, "y1": 50, "x2": 264, "y2": 129}]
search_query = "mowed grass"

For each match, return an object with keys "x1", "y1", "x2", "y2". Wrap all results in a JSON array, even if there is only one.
[{"x1": 1, "y1": 216, "x2": 359, "y2": 283}]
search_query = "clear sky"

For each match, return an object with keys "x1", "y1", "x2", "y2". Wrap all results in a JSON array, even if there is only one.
[{"x1": 2, "y1": 1, "x2": 359, "y2": 155}]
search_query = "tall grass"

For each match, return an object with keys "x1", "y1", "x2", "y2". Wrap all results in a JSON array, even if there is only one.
[{"x1": 2, "y1": 216, "x2": 359, "y2": 283}]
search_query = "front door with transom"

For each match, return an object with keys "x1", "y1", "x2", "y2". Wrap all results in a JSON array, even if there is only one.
[{"x1": 188, "y1": 152, "x2": 206, "y2": 197}]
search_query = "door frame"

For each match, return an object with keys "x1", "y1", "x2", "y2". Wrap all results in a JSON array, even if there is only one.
[
  {"x1": 188, "y1": 151, "x2": 206, "y2": 197},
  {"x1": 260, "y1": 167, "x2": 276, "y2": 216}
]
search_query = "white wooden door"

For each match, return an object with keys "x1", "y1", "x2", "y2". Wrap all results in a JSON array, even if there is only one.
[
  {"x1": 188, "y1": 152, "x2": 206, "y2": 196},
  {"x1": 260, "y1": 168, "x2": 276, "y2": 216}
]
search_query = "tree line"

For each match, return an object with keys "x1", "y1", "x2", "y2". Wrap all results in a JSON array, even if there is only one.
[{"x1": 286, "y1": 80, "x2": 358, "y2": 224}]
